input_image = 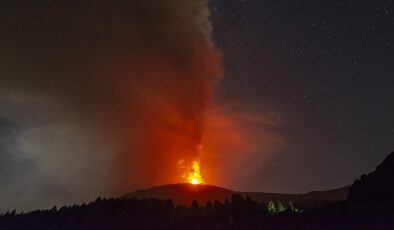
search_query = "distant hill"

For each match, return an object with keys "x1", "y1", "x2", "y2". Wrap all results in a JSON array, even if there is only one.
[
  {"x1": 123, "y1": 183, "x2": 232, "y2": 206},
  {"x1": 123, "y1": 183, "x2": 350, "y2": 209}
]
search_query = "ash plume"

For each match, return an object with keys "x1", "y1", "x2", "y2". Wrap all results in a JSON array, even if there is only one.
[{"x1": 0, "y1": 0, "x2": 221, "y2": 211}]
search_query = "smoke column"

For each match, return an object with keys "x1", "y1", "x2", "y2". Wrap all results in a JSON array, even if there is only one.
[{"x1": 0, "y1": 0, "x2": 221, "y2": 210}]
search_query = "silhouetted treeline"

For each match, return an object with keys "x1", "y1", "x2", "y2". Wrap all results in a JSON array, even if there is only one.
[
  {"x1": 1, "y1": 193, "x2": 393, "y2": 230},
  {"x1": 0, "y1": 194, "x2": 262, "y2": 230}
]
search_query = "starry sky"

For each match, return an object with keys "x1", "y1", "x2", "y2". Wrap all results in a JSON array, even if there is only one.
[
  {"x1": 0, "y1": 0, "x2": 393, "y2": 212},
  {"x1": 209, "y1": 0, "x2": 394, "y2": 191}
]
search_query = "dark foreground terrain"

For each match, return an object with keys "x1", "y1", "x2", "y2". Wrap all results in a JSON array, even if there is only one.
[{"x1": 1, "y1": 151, "x2": 393, "y2": 230}]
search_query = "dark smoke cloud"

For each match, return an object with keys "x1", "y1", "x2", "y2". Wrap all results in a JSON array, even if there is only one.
[{"x1": 0, "y1": 0, "x2": 221, "y2": 211}]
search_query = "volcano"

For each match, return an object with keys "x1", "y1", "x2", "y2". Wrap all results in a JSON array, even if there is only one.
[
  {"x1": 3, "y1": 152, "x2": 394, "y2": 229},
  {"x1": 123, "y1": 183, "x2": 349, "y2": 209}
]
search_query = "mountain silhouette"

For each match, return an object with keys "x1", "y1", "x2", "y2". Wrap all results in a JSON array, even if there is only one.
[
  {"x1": 123, "y1": 183, "x2": 349, "y2": 209},
  {"x1": 2, "y1": 151, "x2": 394, "y2": 229}
]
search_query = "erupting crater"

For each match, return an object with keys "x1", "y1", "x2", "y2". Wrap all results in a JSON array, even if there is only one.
[{"x1": 187, "y1": 160, "x2": 204, "y2": 185}]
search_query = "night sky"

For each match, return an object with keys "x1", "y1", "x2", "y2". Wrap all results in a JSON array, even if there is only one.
[
  {"x1": 210, "y1": 0, "x2": 394, "y2": 192},
  {"x1": 0, "y1": 0, "x2": 393, "y2": 212}
]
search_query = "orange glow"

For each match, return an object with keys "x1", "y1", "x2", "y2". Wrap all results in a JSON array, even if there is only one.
[{"x1": 187, "y1": 160, "x2": 204, "y2": 185}]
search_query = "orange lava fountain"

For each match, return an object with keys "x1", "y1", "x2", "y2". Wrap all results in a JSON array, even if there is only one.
[{"x1": 187, "y1": 160, "x2": 204, "y2": 185}]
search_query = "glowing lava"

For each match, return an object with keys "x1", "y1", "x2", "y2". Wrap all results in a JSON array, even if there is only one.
[{"x1": 187, "y1": 160, "x2": 204, "y2": 185}]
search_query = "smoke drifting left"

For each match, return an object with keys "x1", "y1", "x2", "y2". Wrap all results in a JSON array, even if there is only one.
[{"x1": 0, "y1": 0, "x2": 221, "y2": 200}]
